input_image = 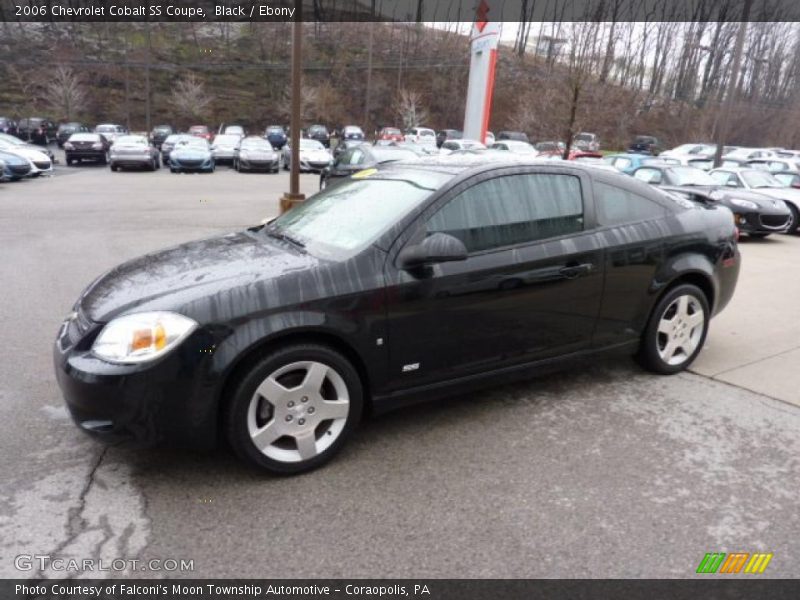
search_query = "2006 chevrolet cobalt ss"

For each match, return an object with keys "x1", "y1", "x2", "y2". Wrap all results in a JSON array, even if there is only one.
[{"x1": 55, "y1": 159, "x2": 740, "y2": 474}]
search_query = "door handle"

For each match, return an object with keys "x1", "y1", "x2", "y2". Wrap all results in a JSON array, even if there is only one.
[{"x1": 559, "y1": 263, "x2": 594, "y2": 279}]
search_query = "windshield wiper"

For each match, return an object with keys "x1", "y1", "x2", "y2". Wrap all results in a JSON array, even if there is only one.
[{"x1": 266, "y1": 227, "x2": 306, "y2": 251}]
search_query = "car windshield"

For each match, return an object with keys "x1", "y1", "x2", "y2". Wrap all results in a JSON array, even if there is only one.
[
  {"x1": 383, "y1": 128, "x2": 401, "y2": 135},
  {"x1": 95, "y1": 125, "x2": 118, "y2": 133},
  {"x1": 419, "y1": 130, "x2": 435, "y2": 137},
  {"x1": 190, "y1": 126, "x2": 208, "y2": 133},
  {"x1": 507, "y1": 142, "x2": 536, "y2": 153},
  {"x1": 775, "y1": 173, "x2": 798, "y2": 185},
  {"x1": 299, "y1": 139, "x2": 324, "y2": 150},
  {"x1": 241, "y1": 138, "x2": 271, "y2": 149},
  {"x1": 268, "y1": 172, "x2": 451, "y2": 258},
  {"x1": 669, "y1": 167, "x2": 716, "y2": 186},
  {"x1": 69, "y1": 133, "x2": 100, "y2": 142},
  {"x1": 741, "y1": 170, "x2": 782, "y2": 188},
  {"x1": 266, "y1": 127, "x2": 284, "y2": 134},
  {"x1": 115, "y1": 135, "x2": 147, "y2": 145},
  {"x1": 214, "y1": 135, "x2": 239, "y2": 145},
  {"x1": 575, "y1": 134, "x2": 594, "y2": 141},
  {"x1": 181, "y1": 138, "x2": 209, "y2": 149}
]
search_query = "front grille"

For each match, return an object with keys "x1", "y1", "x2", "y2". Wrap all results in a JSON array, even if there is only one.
[
  {"x1": 760, "y1": 214, "x2": 790, "y2": 229},
  {"x1": 34, "y1": 161, "x2": 50, "y2": 169},
  {"x1": 10, "y1": 165, "x2": 30, "y2": 175},
  {"x1": 178, "y1": 159, "x2": 203, "y2": 167}
]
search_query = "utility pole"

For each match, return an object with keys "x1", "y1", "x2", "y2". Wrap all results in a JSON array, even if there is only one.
[
  {"x1": 280, "y1": 0, "x2": 305, "y2": 213},
  {"x1": 713, "y1": 1, "x2": 752, "y2": 168},
  {"x1": 364, "y1": 20, "x2": 374, "y2": 130},
  {"x1": 144, "y1": 22, "x2": 152, "y2": 133}
]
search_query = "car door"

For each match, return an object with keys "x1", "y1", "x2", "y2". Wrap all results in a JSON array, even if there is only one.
[
  {"x1": 383, "y1": 167, "x2": 605, "y2": 389},
  {"x1": 589, "y1": 179, "x2": 673, "y2": 347}
]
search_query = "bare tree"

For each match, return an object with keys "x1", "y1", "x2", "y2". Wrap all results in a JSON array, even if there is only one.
[
  {"x1": 169, "y1": 73, "x2": 213, "y2": 122},
  {"x1": 44, "y1": 65, "x2": 86, "y2": 121},
  {"x1": 393, "y1": 89, "x2": 428, "y2": 130}
]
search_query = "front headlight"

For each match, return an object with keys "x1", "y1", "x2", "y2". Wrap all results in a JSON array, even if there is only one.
[
  {"x1": 92, "y1": 312, "x2": 197, "y2": 364},
  {"x1": 730, "y1": 198, "x2": 758, "y2": 210}
]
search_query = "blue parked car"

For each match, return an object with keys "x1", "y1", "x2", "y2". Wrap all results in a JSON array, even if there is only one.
[
  {"x1": 0, "y1": 149, "x2": 33, "y2": 181},
  {"x1": 603, "y1": 153, "x2": 675, "y2": 176},
  {"x1": 264, "y1": 125, "x2": 287, "y2": 150}
]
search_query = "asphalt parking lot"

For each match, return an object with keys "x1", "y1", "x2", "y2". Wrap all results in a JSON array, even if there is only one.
[{"x1": 1, "y1": 155, "x2": 799, "y2": 579}]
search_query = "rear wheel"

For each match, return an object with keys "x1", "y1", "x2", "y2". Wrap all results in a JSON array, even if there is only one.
[
  {"x1": 637, "y1": 284, "x2": 709, "y2": 375},
  {"x1": 225, "y1": 344, "x2": 363, "y2": 475}
]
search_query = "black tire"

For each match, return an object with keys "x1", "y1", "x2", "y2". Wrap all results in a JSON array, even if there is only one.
[
  {"x1": 224, "y1": 343, "x2": 364, "y2": 475},
  {"x1": 100, "y1": 153, "x2": 108, "y2": 165},
  {"x1": 637, "y1": 283, "x2": 710, "y2": 375},
  {"x1": 785, "y1": 203, "x2": 800, "y2": 234},
  {"x1": 748, "y1": 233, "x2": 769, "y2": 239},
  {"x1": 110, "y1": 163, "x2": 118, "y2": 172},
  {"x1": 66, "y1": 158, "x2": 73, "y2": 166}
]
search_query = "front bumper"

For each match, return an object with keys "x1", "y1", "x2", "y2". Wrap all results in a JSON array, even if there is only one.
[
  {"x1": 299, "y1": 159, "x2": 331, "y2": 172},
  {"x1": 211, "y1": 150, "x2": 236, "y2": 163},
  {"x1": 53, "y1": 312, "x2": 218, "y2": 449},
  {"x1": 239, "y1": 156, "x2": 279, "y2": 171},
  {"x1": 171, "y1": 157, "x2": 214, "y2": 172},
  {"x1": 733, "y1": 209, "x2": 792, "y2": 234},
  {"x1": 110, "y1": 154, "x2": 153, "y2": 167}
]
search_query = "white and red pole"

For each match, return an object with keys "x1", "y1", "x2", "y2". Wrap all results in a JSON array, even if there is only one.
[{"x1": 462, "y1": 1, "x2": 501, "y2": 144}]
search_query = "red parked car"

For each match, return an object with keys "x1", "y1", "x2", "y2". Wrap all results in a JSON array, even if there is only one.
[
  {"x1": 377, "y1": 126, "x2": 404, "y2": 143},
  {"x1": 568, "y1": 150, "x2": 603, "y2": 160},
  {"x1": 189, "y1": 125, "x2": 212, "y2": 141}
]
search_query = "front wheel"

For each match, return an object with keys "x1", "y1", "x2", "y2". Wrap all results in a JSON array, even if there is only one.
[
  {"x1": 110, "y1": 163, "x2": 118, "y2": 172},
  {"x1": 637, "y1": 284, "x2": 709, "y2": 375},
  {"x1": 225, "y1": 344, "x2": 363, "y2": 475},
  {"x1": 785, "y1": 204, "x2": 799, "y2": 234}
]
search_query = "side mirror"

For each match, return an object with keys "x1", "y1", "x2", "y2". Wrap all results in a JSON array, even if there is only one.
[{"x1": 399, "y1": 233, "x2": 468, "y2": 268}]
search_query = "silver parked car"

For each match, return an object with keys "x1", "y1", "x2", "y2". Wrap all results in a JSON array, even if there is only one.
[
  {"x1": 109, "y1": 135, "x2": 161, "y2": 171},
  {"x1": 210, "y1": 134, "x2": 241, "y2": 165},
  {"x1": 234, "y1": 136, "x2": 280, "y2": 173}
]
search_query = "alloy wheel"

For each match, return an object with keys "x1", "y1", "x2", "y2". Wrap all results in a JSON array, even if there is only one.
[
  {"x1": 656, "y1": 295, "x2": 705, "y2": 366},
  {"x1": 247, "y1": 361, "x2": 350, "y2": 463}
]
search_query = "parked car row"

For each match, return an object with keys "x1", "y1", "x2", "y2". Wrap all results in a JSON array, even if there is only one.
[{"x1": 0, "y1": 132, "x2": 55, "y2": 182}]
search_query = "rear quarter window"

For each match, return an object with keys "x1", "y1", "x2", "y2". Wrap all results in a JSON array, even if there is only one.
[{"x1": 594, "y1": 181, "x2": 667, "y2": 227}]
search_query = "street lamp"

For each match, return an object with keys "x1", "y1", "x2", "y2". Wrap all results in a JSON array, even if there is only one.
[{"x1": 280, "y1": 0, "x2": 305, "y2": 213}]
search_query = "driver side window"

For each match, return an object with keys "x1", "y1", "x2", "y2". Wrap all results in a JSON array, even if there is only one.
[{"x1": 425, "y1": 173, "x2": 584, "y2": 254}]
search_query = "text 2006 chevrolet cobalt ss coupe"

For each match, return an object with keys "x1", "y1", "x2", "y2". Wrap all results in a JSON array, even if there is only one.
[{"x1": 55, "y1": 160, "x2": 740, "y2": 474}]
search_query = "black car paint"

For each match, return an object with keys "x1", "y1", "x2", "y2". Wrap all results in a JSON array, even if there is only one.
[
  {"x1": 18, "y1": 117, "x2": 57, "y2": 145},
  {"x1": 55, "y1": 162, "x2": 739, "y2": 449},
  {"x1": 632, "y1": 165, "x2": 792, "y2": 235},
  {"x1": 306, "y1": 125, "x2": 330, "y2": 148},
  {"x1": 320, "y1": 145, "x2": 417, "y2": 188}
]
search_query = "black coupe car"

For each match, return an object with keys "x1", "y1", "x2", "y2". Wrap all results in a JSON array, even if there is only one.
[
  {"x1": 319, "y1": 144, "x2": 420, "y2": 189},
  {"x1": 632, "y1": 164, "x2": 792, "y2": 236},
  {"x1": 55, "y1": 159, "x2": 739, "y2": 474}
]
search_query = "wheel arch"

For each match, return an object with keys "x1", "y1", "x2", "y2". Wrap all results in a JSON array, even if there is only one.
[{"x1": 215, "y1": 328, "x2": 374, "y2": 433}]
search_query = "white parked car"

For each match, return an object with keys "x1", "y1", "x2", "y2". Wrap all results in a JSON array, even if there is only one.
[
  {"x1": 0, "y1": 137, "x2": 52, "y2": 176},
  {"x1": 404, "y1": 127, "x2": 436, "y2": 147},
  {"x1": 439, "y1": 139, "x2": 486, "y2": 154},
  {"x1": 282, "y1": 138, "x2": 332, "y2": 172},
  {"x1": 723, "y1": 147, "x2": 776, "y2": 161},
  {"x1": 491, "y1": 140, "x2": 538, "y2": 155},
  {"x1": 660, "y1": 143, "x2": 715, "y2": 159},
  {"x1": 210, "y1": 134, "x2": 241, "y2": 165}
]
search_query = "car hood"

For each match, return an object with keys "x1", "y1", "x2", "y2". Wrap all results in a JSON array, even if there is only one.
[
  {"x1": 172, "y1": 147, "x2": 211, "y2": 159},
  {"x1": 299, "y1": 149, "x2": 331, "y2": 161},
  {"x1": 0, "y1": 150, "x2": 30, "y2": 166},
  {"x1": 241, "y1": 149, "x2": 277, "y2": 158},
  {"x1": 746, "y1": 186, "x2": 800, "y2": 201},
  {"x1": 78, "y1": 230, "x2": 319, "y2": 322},
  {"x1": 3, "y1": 147, "x2": 49, "y2": 162}
]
